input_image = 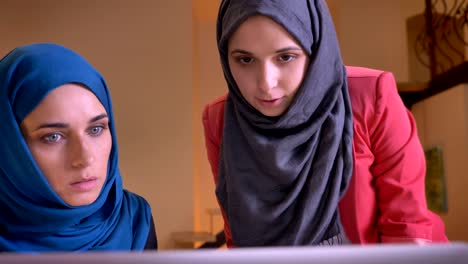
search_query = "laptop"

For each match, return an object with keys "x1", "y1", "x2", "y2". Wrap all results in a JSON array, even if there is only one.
[{"x1": 0, "y1": 242, "x2": 466, "y2": 264}]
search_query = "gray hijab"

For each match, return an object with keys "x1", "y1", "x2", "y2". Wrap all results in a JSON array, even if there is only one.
[{"x1": 216, "y1": 0, "x2": 354, "y2": 246}]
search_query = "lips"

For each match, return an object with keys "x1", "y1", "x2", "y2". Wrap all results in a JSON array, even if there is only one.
[
  {"x1": 70, "y1": 177, "x2": 98, "y2": 192},
  {"x1": 257, "y1": 97, "x2": 283, "y2": 107},
  {"x1": 261, "y1": 98, "x2": 280, "y2": 102}
]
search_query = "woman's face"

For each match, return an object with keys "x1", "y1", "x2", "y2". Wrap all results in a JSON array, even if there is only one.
[
  {"x1": 227, "y1": 15, "x2": 310, "y2": 117},
  {"x1": 21, "y1": 84, "x2": 112, "y2": 206}
]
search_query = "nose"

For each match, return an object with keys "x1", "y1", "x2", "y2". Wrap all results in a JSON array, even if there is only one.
[
  {"x1": 257, "y1": 61, "x2": 278, "y2": 93},
  {"x1": 70, "y1": 137, "x2": 94, "y2": 168}
]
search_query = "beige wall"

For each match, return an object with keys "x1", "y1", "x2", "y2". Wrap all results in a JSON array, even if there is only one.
[
  {"x1": 412, "y1": 85, "x2": 468, "y2": 241},
  {"x1": 336, "y1": 0, "x2": 466, "y2": 83},
  {"x1": 336, "y1": 0, "x2": 424, "y2": 82},
  {"x1": 192, "y1": 0, "x2": 226, "y2": 237},
  {"x1": 0, "y1": 0, "x2": 193, "y2": 249},
  {"x1": 192, "y1": 20, "x2": 226, "y2": 236}
]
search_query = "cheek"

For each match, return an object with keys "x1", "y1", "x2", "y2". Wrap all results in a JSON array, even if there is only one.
[
  {"x1": 285, "y1": 63, "x2": 308, "y2": 94},
  {"x1": 98, "y1": 132, "x2": 113, "y2": 167},
  {"x1": 230, "y1": 67, "x2": 256, "y2": 99},
  {"x1": 28, "y1": 145, "x2": 65, "y2": 189},
  {"x1": 102, "y1": 132, "x2": 112, "y2": 154}
]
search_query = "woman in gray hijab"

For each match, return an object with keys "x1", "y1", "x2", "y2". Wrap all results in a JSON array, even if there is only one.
[{"x1": 203, "y1": 0, "x2": 448, "y2": 247}]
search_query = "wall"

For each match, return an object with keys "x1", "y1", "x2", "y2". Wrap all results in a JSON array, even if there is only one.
[
  {"x1": 336, "y1": 0, "x2": 424, "y2": 82},
  {"x1": 192, "y1": 0, "x2": 226, "y2": 237},
  {"x1": 0, "y1": 0, "x2": 193, "y2": 249},
  {"x1": 412, "y1": 85, "x2": 468, "y2": 241},
  {"x1": 408, "y1": 0, "x2": 468, "y2": 240}
]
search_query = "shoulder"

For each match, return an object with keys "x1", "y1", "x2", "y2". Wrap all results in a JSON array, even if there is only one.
[
  {"x1": 145, "y1": 215, "x2": 158, "y2": 250},
  {"x1": 346, "y1": 66, "x2": 396, "y2": 98},
  {"x1": 123, "y1": 190, "x2": 152, "y2": 210},
  {"x1": 122, "y1": 190, "x2": 156, "y2": 249},
  {"x1": 203, "y1": 94, "x2": 227, "y2": 120},
  {"x1": 345, "y1": 65, "x2": 399, "y2": 116},
  {"x1": 345, "y1": 65, "x2": 386, "y2": 79},
  {"x1": 202, "y1": 94, "x2": 227, "y2": 141}
]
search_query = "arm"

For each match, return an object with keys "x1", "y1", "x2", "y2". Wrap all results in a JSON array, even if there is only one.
[
  {"x1": 202, "y1": 103, "x2": 235, "y2": 248},
  {"x1": 369, "y1": 72, "x2": 435, "y2": 243}
]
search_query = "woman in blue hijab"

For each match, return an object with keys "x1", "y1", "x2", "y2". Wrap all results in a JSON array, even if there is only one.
[{"x1": 0, "y1": 43, "x2": 157, "y2": 251}]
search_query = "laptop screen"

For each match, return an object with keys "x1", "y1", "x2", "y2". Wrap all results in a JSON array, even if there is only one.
[{"x1": 0, "y1": 242, "x2": 466, "y2": 264}]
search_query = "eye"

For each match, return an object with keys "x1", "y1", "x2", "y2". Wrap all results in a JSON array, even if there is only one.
[
  {"x1": 41, "y1": 133, "x2": 63, "y2": 143},
  {"x1": 278, "y1": 54, "x2": 297, "y2": 63},
  {"x1": 88, "y1": 126, "x2": 104, "y2": 137},
  {"x1": 236, "y1": 56, "x2": 254, "y2": 65}
]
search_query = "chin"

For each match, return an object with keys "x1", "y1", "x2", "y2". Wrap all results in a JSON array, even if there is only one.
[
  {"x1": 260, "y1": 109, "x2": 285, "y2": 117},
  {"x1": 255, "y1": 104, "x2": 287, "y2": 117},
  {"x1": 64, "y1": 194, "x2": 100, "y2": 207}
]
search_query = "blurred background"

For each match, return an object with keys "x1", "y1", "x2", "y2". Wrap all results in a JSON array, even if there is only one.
[{"x1": 0, "y1": 0, "x2": 466, "y2": 249}]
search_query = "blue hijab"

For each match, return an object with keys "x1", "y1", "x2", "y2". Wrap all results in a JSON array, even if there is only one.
[{"x1": 0, "y1": 43, "x2": 151, "y2": 251}]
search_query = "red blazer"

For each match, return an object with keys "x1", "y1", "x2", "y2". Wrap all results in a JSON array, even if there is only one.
[{"x1": 203, "y1": 66, "x2": 448, "y2": 247}]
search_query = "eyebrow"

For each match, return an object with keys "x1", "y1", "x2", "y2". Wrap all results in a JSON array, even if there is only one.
[
  {"x1": 230, "y1": 46, "x2": 303, "y2": 55},
  {"x1": 89, "y1": 113, "x2": 109, "y2": 123},
  {"x1": 33, "y1": 113, "x2": 108, "y2": 131}
]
